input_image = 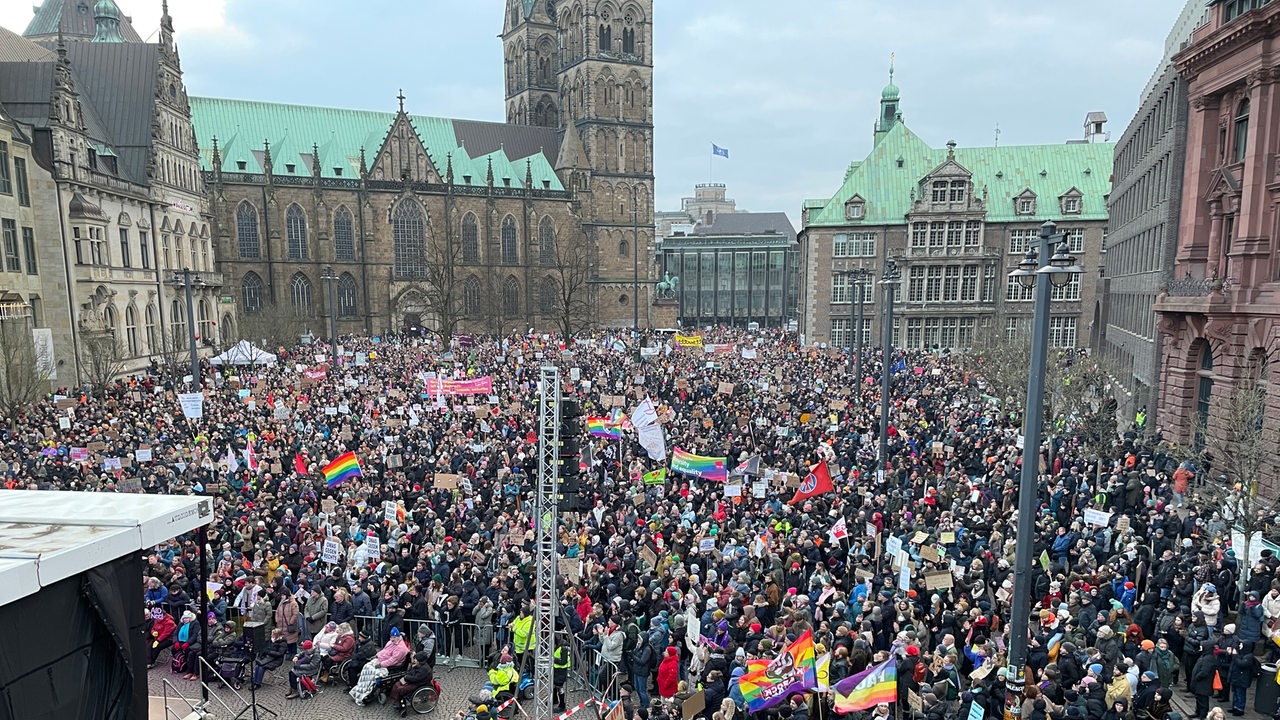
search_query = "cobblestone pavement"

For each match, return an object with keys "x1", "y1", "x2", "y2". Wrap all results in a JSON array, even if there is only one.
[{"x1": 146, "y1": 659, "x2": 599, "y2": 720}]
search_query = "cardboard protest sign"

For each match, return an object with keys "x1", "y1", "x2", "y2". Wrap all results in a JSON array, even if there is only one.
[
  {"x1": 639, "y1": 546, "x2": 658, "y2": 569},
  {"x1": 558, "y1": 558, "x2": 581, "y2": 583},
  {"x1": 682, "y1": 691, "x2": 706, "y2": 720},
  {"x1": 939, "y1": 531, "x2": 956, "y2": 544},
  {"x1": 920, "y1": 545, "x2": 942, "y2": 564},
  {"x1": 925, "y1": 571, "x2": 954, "y2": 590},
  {"x1": 717, "y1": 382, "x2": 734, "y2": 395},
  {"x1": 434, "y1": 473, "x2": 460, "y2": 489}
]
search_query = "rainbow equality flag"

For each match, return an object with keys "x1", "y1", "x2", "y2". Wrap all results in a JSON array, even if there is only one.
[
  {"x1": 322, "y1": 451, "x2": 362, "y2": 488},
  {"x1": 670, "y1": 447, "x2": 727, "y2": 482},
  {"x1": 737, "y1": 629, "x2": 816, "y2": 712},
  {"x1": 833, "y1": 658, "x2": 897, "y2": 713},
  {"x1": 587, "y1": 416, "x2": 623, "y2": 439}
]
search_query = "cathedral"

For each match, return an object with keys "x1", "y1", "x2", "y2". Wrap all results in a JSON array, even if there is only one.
[{"x1": 196, "y1": 0, "x2": 659, "y2": 338}]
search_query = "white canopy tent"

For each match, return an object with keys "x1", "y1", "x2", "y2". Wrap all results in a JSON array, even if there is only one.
[{"x1": 209, "y1": 339, "x2": 277, "y2": 366}]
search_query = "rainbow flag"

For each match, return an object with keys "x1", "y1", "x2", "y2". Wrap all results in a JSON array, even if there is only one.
[
  {"x1": 833, "y1": 658, "x2": 897, "y2": 713},
  {"x1": 736, "y1": 629, "x2": 816, "y2": 712},
  {"x1": 670, "y1": 447, "x2": 727, "y2": 482},
  {"x1": 322, "y1": 451, "x2": 362, "y2": 488},
  {"x1": 587, "y1": 416, "x2": 622, "y2": 439}
]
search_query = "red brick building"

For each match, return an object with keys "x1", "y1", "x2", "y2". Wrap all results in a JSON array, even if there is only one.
[{"x1": 1154, "y1": 1, "x2": 1280, "y2": 458}]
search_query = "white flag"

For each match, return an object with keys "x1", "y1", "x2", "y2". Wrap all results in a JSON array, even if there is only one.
[
  {"x1": 637, "y1": 423, "x2": 666, "y2": 462},
  {"x1": 829, "y1": 516, "x2": 848, "y2": 542},
  {"x1": 225, "y1": 445, "x2": 239, "y2": 473},
  {"x1": 631, "y1": 396, "x2": 659, "y2": 429}
]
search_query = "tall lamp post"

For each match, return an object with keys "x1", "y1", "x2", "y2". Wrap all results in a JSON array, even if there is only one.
[
  {"x1": 171, "y1": 269, "x2": 202, "y2": 390},
  {"x1": 320, "y1": 265, "x2": 340, "y2": 366},
  {"x1": 632, "y1": 185, "x2": 640, "y2": 334},
  {"x1": 837, "y1": 268, "x2": 872, "y2": 385},
  {"x1": 877, "y1": 259, "x2": 900, "y2": 479},
  {"x1": 1003, "y1": 220, "x2": 1082, "y2": 720}
]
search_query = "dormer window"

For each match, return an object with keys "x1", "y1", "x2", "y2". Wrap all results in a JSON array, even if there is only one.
[
  {"x1": 844, "y1": 195, "x2": 865, "y2": 221},
  {"x1": 1059, "y1": 188, "x2": 1083, "y2": 215},
  {"x1": 1015, "y1": 190, "x2": 1037, "y2": 216}
]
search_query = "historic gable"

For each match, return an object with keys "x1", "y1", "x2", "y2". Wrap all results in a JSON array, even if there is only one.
[{"x1": 370, "y1": 110, "x2": 442, "y2": 184}]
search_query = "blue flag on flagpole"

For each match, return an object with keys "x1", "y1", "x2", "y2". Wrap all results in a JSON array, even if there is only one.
[
  {"x1": 712, "y1": 144, "x2": 729, "y2": 158},
  {"x1": 891, "y1": 358, "x2": 908, "y2": 374}
]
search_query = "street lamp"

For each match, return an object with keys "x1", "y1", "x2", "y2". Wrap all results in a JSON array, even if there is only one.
[
  {"x1": 320, "y1": 266, "x2": 340, "y2": 367},
  {"x1": 1003, "y1": 220, "x2": 1082, "y2": 720},
  {"x1": 836, "y1": 268, "x2": 872, "y2": 385},
  {"x1": 171, "y1": 269, "x2": 203, "y2": 390},
  {"x1": 632, "y1": 186, "x2": 640, "y2": 335},
  {"x1": 877, "y1": 259, "x2": 901, "y2": 479}
]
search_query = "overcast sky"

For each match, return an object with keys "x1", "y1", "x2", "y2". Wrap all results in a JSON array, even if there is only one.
[{"x1": 1, "y1": 0, "x2": 1185, "y2": 225}]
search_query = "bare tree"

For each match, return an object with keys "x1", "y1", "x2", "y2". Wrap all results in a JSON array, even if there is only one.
[
  {"x1": 547, "y1": 231, "x2": 597, "y2": 340},
  {"x1": 80, "y1": 331, "x2": 126, "y2": 397},
  {"x1": 411, "y1": 223, "x2": 465, "y2": 346},
  {"x1": 151, "y1": 326, "x2": 192, "y2": 386},
  {"x1": 1185, "y1": 362, "x2": 1276, "y2": 590},
  {"x1": 0, "y1": 319, "x2": 50, "y2": 425},
  {"x1": 236, "y1": 302, "x2": 311, "y2": 354}
]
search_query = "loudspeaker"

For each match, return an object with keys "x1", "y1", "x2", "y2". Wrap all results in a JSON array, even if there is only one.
[{"x1": 243, "y1": 621, "x2": 266, "y2": 651}]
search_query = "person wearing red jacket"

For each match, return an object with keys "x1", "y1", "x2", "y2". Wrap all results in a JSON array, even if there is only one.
[
  {"x1": 657, "y1": 646, "x2": 680, "y2": 698},
  {"x1": 147, "y1": 606, "x2": 177, "y2": 668}
]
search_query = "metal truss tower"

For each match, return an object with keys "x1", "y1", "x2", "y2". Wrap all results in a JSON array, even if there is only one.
[{"x1": 533, "y1": 366, "x2": 560, "y2": 720}]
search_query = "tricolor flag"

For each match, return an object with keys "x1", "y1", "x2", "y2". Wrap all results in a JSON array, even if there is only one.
[
  {"x1": 322, "y1": 451, "x2": 362, "y2": 488},
  {"x1": 833, "y1": 658, "x2": 897, "y2": 713}
]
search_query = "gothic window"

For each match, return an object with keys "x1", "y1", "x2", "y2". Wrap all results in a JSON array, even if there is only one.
[
  {"x1": 462, "y1": 213, "x2": 479, "y2": 263},
  {"x1": 540, "y1": 276, "x2": 558, "y2": 314},
  {"x1": 236, "y1": 202, "x2": 260, "y2": 259},
  {"x1": 501, "y1": 215, "x2": 518, "y2": 264},
  {"x1": 241, "y1": 272, "x2": 264, "y2": 314},
  {"x1": 1234, "y1": 98, "x2": 1249, "y2": 163},
  {"x1": 502, "y1": 276, "x2": 521, "y2": 317},
  {"x1": 337, "y1": 273, "x2": 358, "y2": 317},
  {"x1": 393, "y1": 200, "x2": 427, "y2": 279},
  {"x1": 599, "y1": 24, "x2": 612, "y2": 51},
  {"x1": 334, "y1": 206, "x2": 355, "y2": 261},
  {"x1": 622, "y1": 12, "x2": 636, "y2": 54},
  {"x1": 286, "y1": 204, "x2": 308, "y2": 260},
  {"x1": 290, "y1": 272, "x2": 313, "y2": 317},
  {"x1": 463, "y1": 276, "x2": 482, "y2": 316},
  {"x1": 539, "y1": 216, "x2": 557, "y2": 265}
]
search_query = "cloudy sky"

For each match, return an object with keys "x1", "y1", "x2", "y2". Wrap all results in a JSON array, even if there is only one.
[{"x1": 1, "y1": 0, "x2": 1188, "y2": 225}]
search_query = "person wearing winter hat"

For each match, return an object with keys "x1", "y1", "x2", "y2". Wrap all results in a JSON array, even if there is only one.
[
  {"x1": 349, "y1": 626, "x2": 410, "y2": 705},
  {"x1": 488, "y1": 652, "x2": 520, "y2": 702},
  {"x1": 285, "y1": 639, "x2": 322, "y2": 699}
]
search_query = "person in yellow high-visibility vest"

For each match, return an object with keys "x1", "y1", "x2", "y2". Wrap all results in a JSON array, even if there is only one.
[
  {"x1": 511, "y1": 605, "x2": 534, "y2": 671},
  {"x1": 487, "y1": 652, "x2": 520, "y2": 702},
  {"x1": 553, "y1": 641, "x2": 571, "y2": 712}
]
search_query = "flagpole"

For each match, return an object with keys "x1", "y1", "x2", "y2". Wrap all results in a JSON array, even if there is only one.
[{"x1": 709, "y1": 144, "x2": 713, "y2": 183}]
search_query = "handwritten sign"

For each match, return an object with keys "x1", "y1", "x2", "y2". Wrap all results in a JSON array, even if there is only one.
[
  {"x1": 434, "y1": 473, "x2": 459, "y2": 489},
  {"x1": 1083, "y1": 508, "x2": 1112, "y2": 527},
  {"x1": 321, "y1": 538, "x2": 342, "y2": 564},
  {"x1": 925, "y1": 571, "x2": 954, "y2": 590}
]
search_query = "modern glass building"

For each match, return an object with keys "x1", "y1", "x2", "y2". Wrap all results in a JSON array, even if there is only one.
[{"x1": 658, "y1": 212, "x2": 798, "y2": 328}]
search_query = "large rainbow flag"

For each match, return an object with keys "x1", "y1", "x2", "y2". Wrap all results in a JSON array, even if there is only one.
[
  {"x1": 736, "y1": 630, "x2": 816, "y2": 712},
  {"x1": 322, "y1": 451, "x2": 362, "y2": 488},
  {"x1": 833, "y1": 658, "x2": 897, "y2": 713},
  {"x1": 587, "y1": 416, "x2": 623, "y2": 439},
  {"x1": 670, "y1": 448, "x2": 727, "y2": 482}
]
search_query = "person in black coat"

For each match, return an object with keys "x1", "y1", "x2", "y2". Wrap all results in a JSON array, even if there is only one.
[
  {"x1": 251, "y1": 628, "x2": 289, "y2": 689},
  {"x1": 1189, "y1": 652, "x2": 1219, "y2": 720},
  {"x1": 389, "y1": 651, "x2": 434, "y2": 717}
]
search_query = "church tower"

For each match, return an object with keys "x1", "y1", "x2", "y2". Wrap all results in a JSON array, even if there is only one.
[
  {"x1": 873, "y1": 56, "x2": 901, "y2": 146},
  {"x1": 553, "y1": 0, "x2": 655, "y2": 326},
  {"x1": 502, "y1": 0, "x2": 560, "y2": 127}
]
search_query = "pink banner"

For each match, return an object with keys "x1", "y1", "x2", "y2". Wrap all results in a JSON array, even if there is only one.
[{"x1": 425, "y1": 376, "x2": 494, "y2": 396}]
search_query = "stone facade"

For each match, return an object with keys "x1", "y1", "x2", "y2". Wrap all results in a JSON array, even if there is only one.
[
  {"x1": 1154, "y1": 0, "x2": 1280, "y2": 477},
  {"x1": 1099, "y1": 0, "x2": 1204, "y2": 427}
]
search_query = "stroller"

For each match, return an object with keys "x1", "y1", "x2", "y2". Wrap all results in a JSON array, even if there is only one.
[{"x1": 211, "y1": 649, "x2": 252, "y2": 690}]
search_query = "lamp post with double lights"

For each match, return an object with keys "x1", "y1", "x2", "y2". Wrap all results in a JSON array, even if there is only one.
[
  {"x1": 836, "y1": 267, "x2": 873, "y2": 386},
  {"x1": 320, "y1": 265, "x2": 340, "y2": 367},
  {"x1": 877, "y1": 259, "x2": 900, "y2": 479},
  {"x1": 1002, "y1": 220, "x2": 1083, "y2": 720}
]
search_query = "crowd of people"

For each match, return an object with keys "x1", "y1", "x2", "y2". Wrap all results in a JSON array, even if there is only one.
[{"x1": 3, "y1": 326, "x2": 1276, "y2": 720}]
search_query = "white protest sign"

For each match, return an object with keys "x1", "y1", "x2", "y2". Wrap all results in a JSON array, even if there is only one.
[
  {"x1": 321, "y1": 538, "x2": 342, "y2": 564},
  {"x1": 58, "y1": 416, "x2": 71, "y2": 430},
  {"x1": 885, "y1": 535, "x2": 903, "y2": 557},
  {"x1": 899, "y1": 563, "x2": 911, "y2": 592},
  {"x1": 135, "y1": 447, "x2": 153, "y2": 462},
  {"x1": 384, "y1": 501, "x2": 398, "y2": 523},
  {"x1": 364, "y1": 532, "x2": 381, "y2": 556},
  {"x1": 177, "y1": 392, "x2": 204, "y2": 419},
  {"x1": 698, "y1": 538, "x2": 716, "y2": 553},
  {"x1": 1082, "y1": 508, "x2": 1112, "y2": 527}
]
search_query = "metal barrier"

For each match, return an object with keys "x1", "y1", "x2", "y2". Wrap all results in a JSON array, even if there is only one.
[
  {"x1": 354, "y1": 612, "x2": 385, "y2": 643},
  {"x1": 565, "y1": 632, "x2": 623, "y2": 705},
  {"x1": 402, "y1": 618, "x2": 495, "y2": 670}
]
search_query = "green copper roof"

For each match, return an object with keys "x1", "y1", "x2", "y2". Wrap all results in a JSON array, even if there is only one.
[
  {"x1": 189, "y1": 96, "x2": 564, "y2": 191},
  {"x1": 806, "y1": 121, "x2": 1113, "y2": 227},
  {"x1": 881, "y1": 82, "x2": 900, "y2": 100}
]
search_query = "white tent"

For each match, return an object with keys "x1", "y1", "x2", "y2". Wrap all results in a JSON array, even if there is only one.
[{"x1": 209, "y1": 340, "x2": 277, "y2": 366}]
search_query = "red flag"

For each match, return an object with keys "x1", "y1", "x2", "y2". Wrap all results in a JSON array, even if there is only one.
[
  {"x1": 294, "y1": 453, "x2": 308, "y2": 476},
  {"x1": 788, "y1": 460, "x2": 833, "y2": 505}
]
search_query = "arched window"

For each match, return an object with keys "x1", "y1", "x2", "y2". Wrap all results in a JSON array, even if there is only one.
[
  {"x1": 290, "y1": 273, "x2": 313, "y2": 317},
  {"x1": 334, "y1": 206, "x2": 355, "y2": 261},
  {"x1": 171, "y1": 299, "x2": 186, "y2": 341},
  {"x1": 618, "y1": 239, "x2": 629, "y2": 257},
  {"x1": 103, "y1": 305, "x2": 117, "y2": 334},
  {"x1": 539, "y1": 217, "x2": 557, "y2": 265},
  {"x1": 622, "y1": 10, "x2": 636, "y2": 54},
  {"x1": 144, "y1": 304, "x2": 157, "y2": 353},
  {"x1": 337, "y1": 273, "x2": 358, "y2": 317},
  {"x1": 393, "y1": 200, "x2": 426, "y2": 279},
  {"x1": 198, "y1": 299, "x2": 211, "y2": 342},
  {"x1": 1234, "y1": 98, "x2": 1250, "y2": 163},
  {"x1": 125, "y1": 306, "x2": 138, "y2": 356},
  {"x1": 236, "y1": 202, "x2": 260, "y2": 259},
  {"x1": 241, "y1": 272, "x2": 263, "y2": 314},
  {"x1": 1194, "y1": 342, "x2": 1214, "y2": 449},
  {"x1": 286, "y1": 204, "x2": 309, "y2": 260},
  {"x1": 463, "y1": 276, "x2": 482, "y2": 317},
  {"x1": 540, "y1": 276, "x2": 558, "y2": 314},
  {"x1": 599, "y1": 23, "x2": 611, "y2": 51},
  {"x1": 501, "y1": 215, "x2": 518, "y2": 264},
  {"x1": 502, "y1": 276, "x2": 521, "y2": 317},
  {"x1": 462, "y1": 213, "x2": 479, "y2": 263}
]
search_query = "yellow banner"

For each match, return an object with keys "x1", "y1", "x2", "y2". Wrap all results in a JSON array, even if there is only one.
[{"x1": 675, "y1": 334, "x2": 703, "y2": 347}]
